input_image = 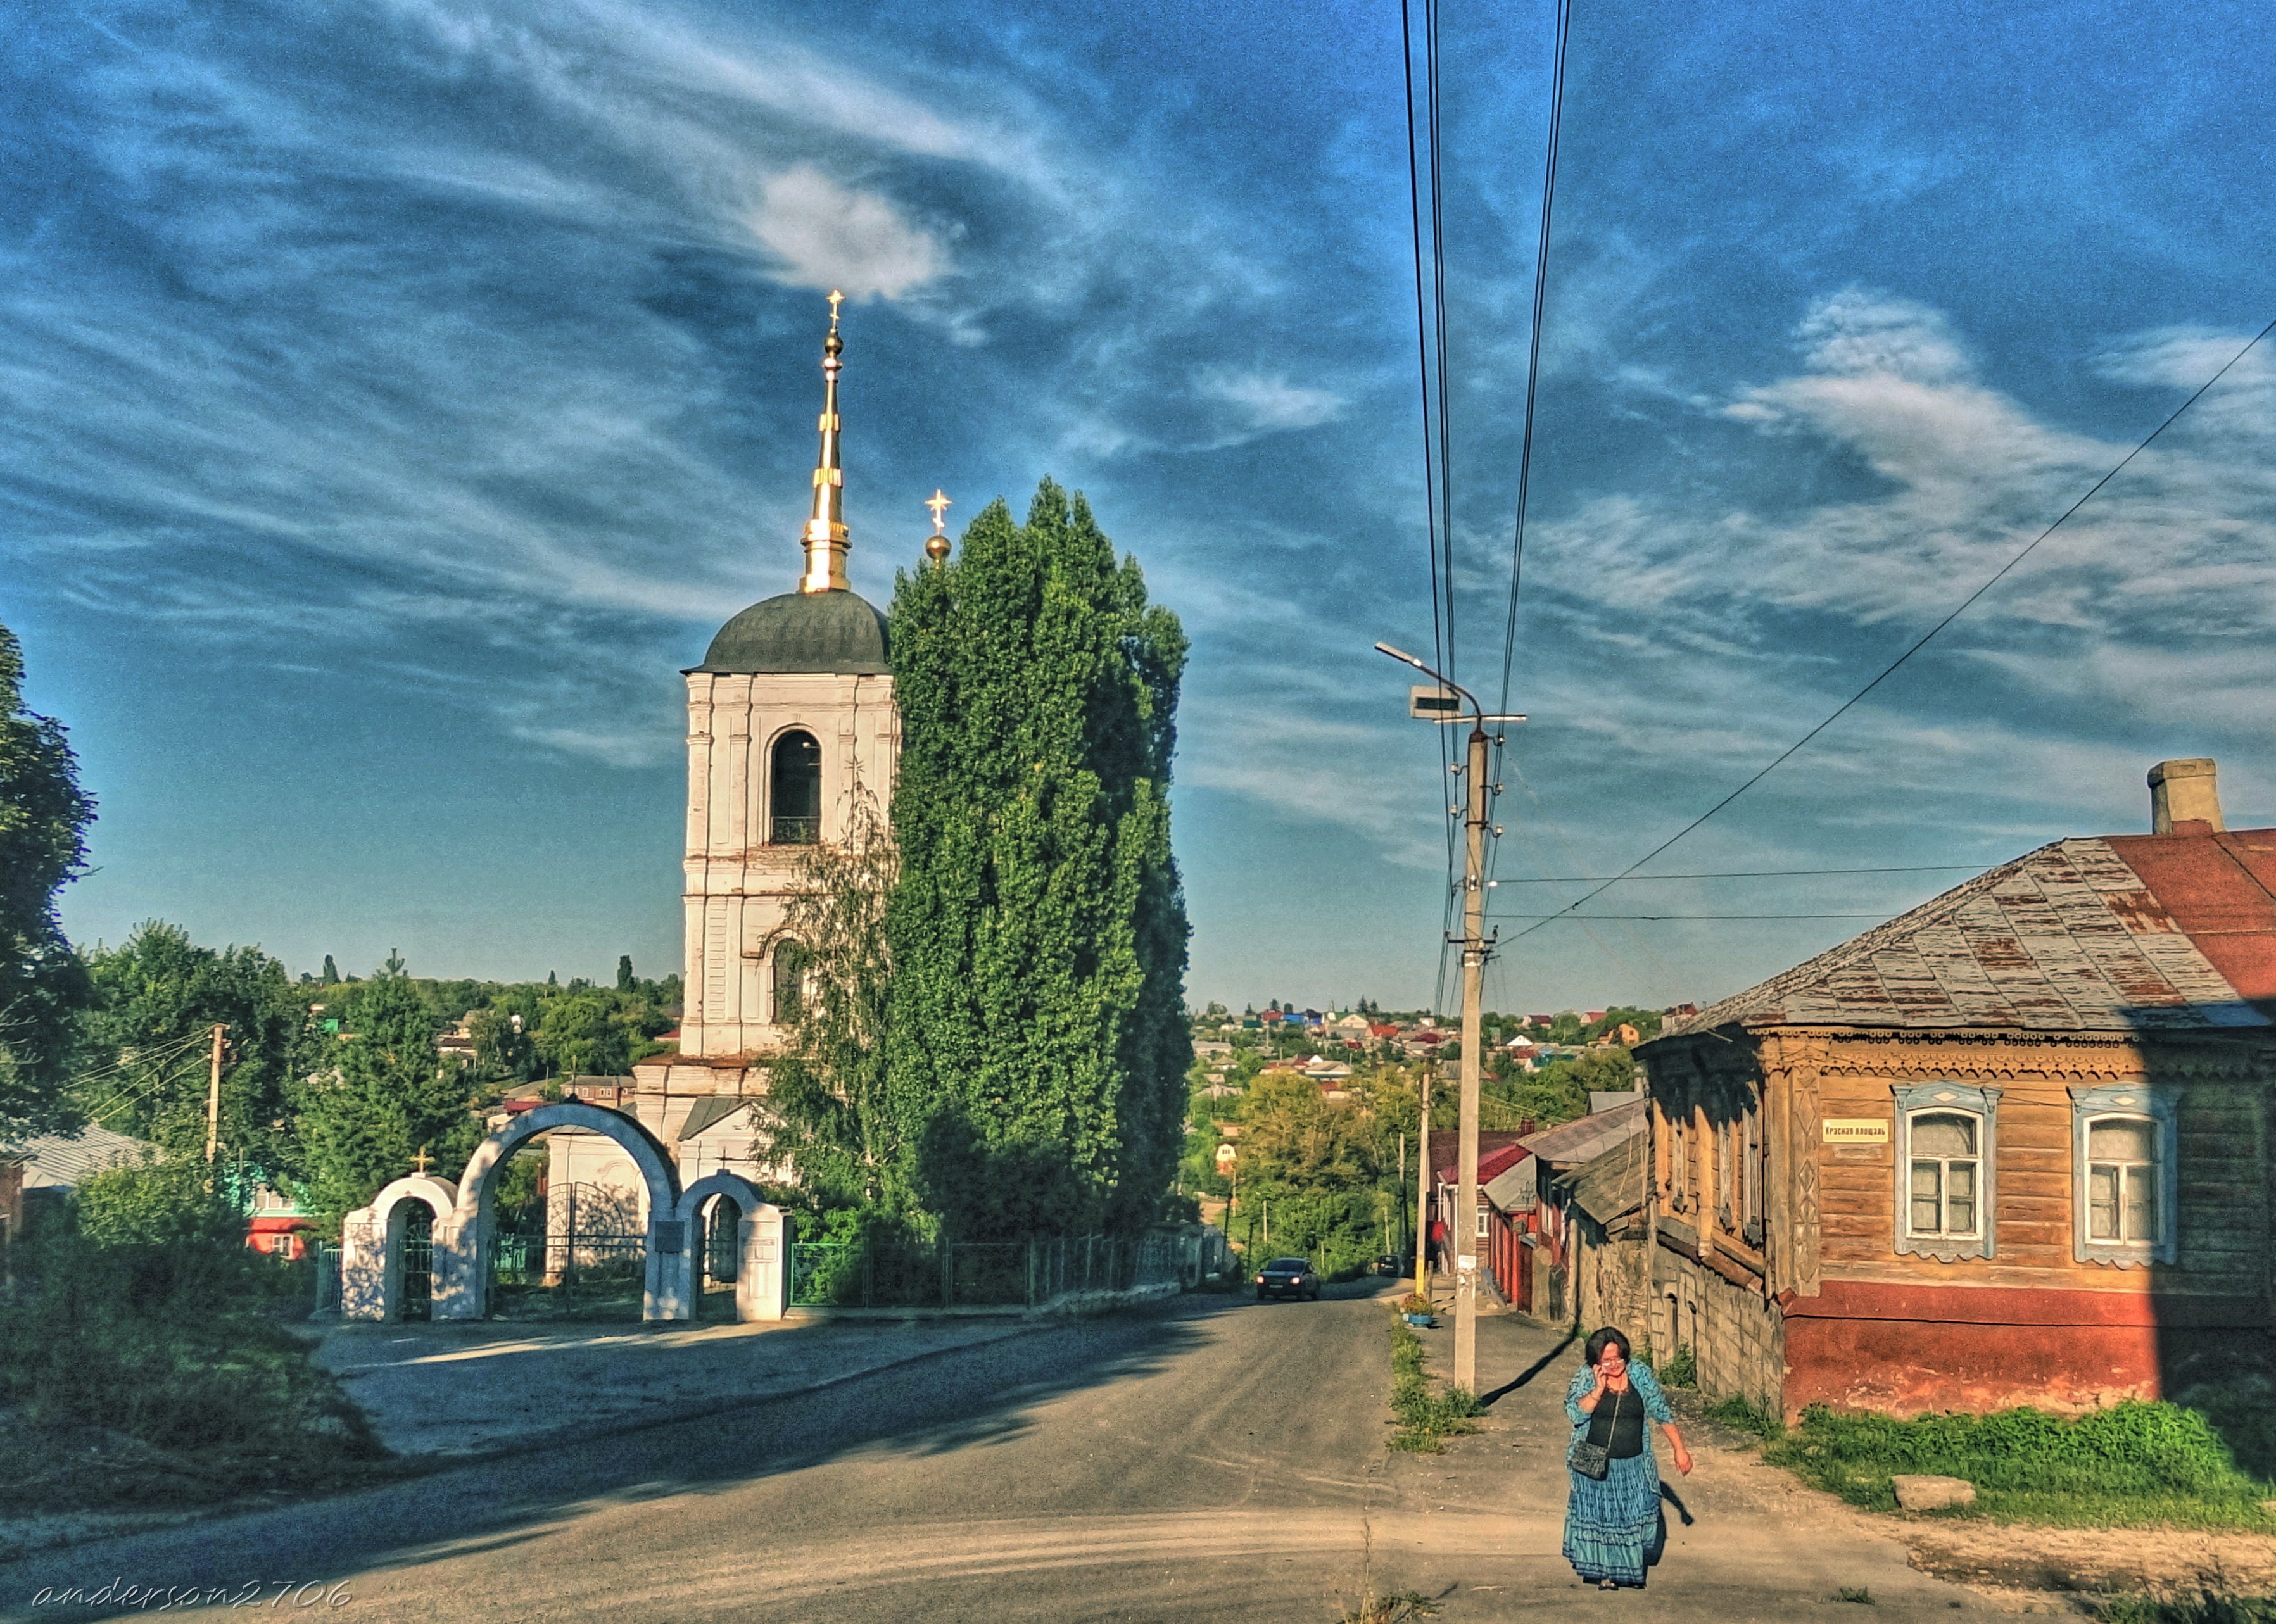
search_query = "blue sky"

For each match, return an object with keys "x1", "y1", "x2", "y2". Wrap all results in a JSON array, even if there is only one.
[{"x1": 6, "y1": 0, "x2": 2274, "y2": 1014}]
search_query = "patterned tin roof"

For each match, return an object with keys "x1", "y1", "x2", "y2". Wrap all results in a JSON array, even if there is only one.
[
  {"x1": 2, "y1": 1122, "x2": 149, "y2": 1188},
  {"x1": 1662, "y1": 828, "x2": 2276, "y2": 1037}
]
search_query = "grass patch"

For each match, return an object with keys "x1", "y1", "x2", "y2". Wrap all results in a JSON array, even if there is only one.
[
  {"x1": 0, "y1": 1161, "x2": 387, "y2": 1511},
  {"x1": 1835, "y1": 1586, "x2": 1875, "y2": 1604},
  {"x1": 1657, "y1": 1344, "x2": 1697, "y2": 1389},
  {"x1": 2098, "y1": 1597, "x2": 2276, "y2": 1624},
  {"x1": 1732, "y1": 1399, "x2": 2276, "y2": 1532},
  {"x1": 1387, "y1": 1314, "x2": 1481, "y2": 1453}
]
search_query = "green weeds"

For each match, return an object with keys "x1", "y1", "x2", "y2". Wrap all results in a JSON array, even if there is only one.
[
  {"x1": 2097, "y1": 1596, "x2": 2276, "y2": 1624},
  {"x1": 1717, "y1": 1398, "x2": 2276, "y2": 1532},
  {"x1": 1388, "y1": 1315, "x2": 1481, "y2": 1452},
  {"x1": 1656, "y1": 1344, "x2": 1697, "y2": 1388}
]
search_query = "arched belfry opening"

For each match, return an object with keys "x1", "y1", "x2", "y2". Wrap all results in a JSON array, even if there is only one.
[{"x1": 769, "y1": 729, "x2": 822, "y2": 845}]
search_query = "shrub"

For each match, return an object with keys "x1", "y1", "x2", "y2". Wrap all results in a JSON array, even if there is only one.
[
  {"x1": 1657, "y1": 1344, "x2": 1697, "y2": 1388},
  {"x1": 0, "y1": 1162, "x2": 384, "y2": 1509}
]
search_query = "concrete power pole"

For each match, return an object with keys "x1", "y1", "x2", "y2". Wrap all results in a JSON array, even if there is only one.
[
  {"x1": 1375, "y1": 641, "x2": 1522, "y2": 1397},
  {"x1": 1413, "y1": 1069, "x2": 1432, "y2": 1300},
  {"x1": 1452, "y1": 715, "x2": 1489, "y2": 1392},
  {"x1": 203, "y1": 1023, "x2": 226, "y2": 1165}
]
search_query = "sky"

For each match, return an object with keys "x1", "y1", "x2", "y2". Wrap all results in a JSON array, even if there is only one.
[{"x1": 6, "y1": 0, "x2": 2275, "y2": 1016}]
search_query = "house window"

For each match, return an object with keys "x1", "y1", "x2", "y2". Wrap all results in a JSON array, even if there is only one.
[
  {"x1": 769, "y1": 730, "x2": 822, "y2": 844},
  {"x1": 1908, "y1": 1115, "x2": 1978, "y2": 1238},
  {"x1": 2070, "y1": 1085, "x2": 2177, "y2": 1266},
  {"x1": 1475, "y1": 1206, "x2": 1489, "y2": 1239},
  {"x1": 1892, "y1": 1083, "x2": 2000, "y2": 1262}
]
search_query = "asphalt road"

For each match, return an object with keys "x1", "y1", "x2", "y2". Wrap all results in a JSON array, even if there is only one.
[{"x1": 1, "y1": 1288, "x2": 1997, "y2": 1623}]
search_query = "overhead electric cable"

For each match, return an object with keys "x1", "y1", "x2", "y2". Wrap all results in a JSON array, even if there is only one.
[
  {"x1": 1496, "y1": 863, "x2": 1981, "y2": 883},
  {"x1": 1493, "y1": 0, "x2": 1571, "y2": 721},
  {"x1": 1508, "y1": 312, "x2": 2276, "y2": 945},
  {"x1": 1492, "y1": 911, "x2": 1894, "y2": 921}
]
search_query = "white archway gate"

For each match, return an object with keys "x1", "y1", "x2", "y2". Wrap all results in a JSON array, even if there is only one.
[
  {"x1": 340, "y1": 1104, "x2": 788, "y2": 1323},
  {"x1": 674, "y1": 1171, "x2": 792, "y2": 1322},
  {"x1": 339, "y1": 1174, "x2": 460, "y2": 1321}
]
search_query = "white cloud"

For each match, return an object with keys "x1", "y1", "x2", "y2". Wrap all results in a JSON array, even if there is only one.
[
  {"x1": 743, "y1": 167, "x2": 945, "y2": 300},
  {"x1": 1198, "y1": 369, "x2": 1346, "y2": 433}
]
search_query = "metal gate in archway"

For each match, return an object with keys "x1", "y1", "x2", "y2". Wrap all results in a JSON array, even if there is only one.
[{"x1": 488, "y1": 1181, "x2": 649, "y2": 1321}]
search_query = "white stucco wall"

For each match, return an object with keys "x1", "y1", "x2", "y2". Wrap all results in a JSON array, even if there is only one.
[{"x1": 679, "y1": 668, "x2": 897, "y2": 1059}]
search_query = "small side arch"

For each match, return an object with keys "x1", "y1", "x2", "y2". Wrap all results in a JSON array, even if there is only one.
[
  {"x1": 672, "y1": 1171, "x2": 791, "y2": 1321},
  {"x1": 340, "y1": 1175, "x2": 458, "y2": 1322},
  {"x1": 448, "y1": 1103, "x2": 684, "y2": 1321}
]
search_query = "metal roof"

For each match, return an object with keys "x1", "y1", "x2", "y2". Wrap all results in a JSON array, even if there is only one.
[
  {"x1": 1552, "y1": 1133, "x2": 1647, "y2": 1228},
  {"x1": 1660, "y1": 828, "x2": 2276, "y2": 1038},
  {"x1": 2, "y1": 1123, "x2": 150, "y2": 1189},
  {"x1": 1520, "y1": 1099, "x2": 1647, "y2": 1166}
]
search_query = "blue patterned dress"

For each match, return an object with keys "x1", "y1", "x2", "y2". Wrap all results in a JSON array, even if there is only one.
[{"x1": 1562, "y1": 1361, "x2": 1673, "y2": 1587}]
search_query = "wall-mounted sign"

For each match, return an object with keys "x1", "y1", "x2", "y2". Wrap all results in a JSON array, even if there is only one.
[{"x1": 1822, "y1": 1118, "x2": 1890, "y2": 1145}]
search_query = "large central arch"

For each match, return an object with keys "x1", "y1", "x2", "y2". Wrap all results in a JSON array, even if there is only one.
[{"x1": 448, "y1": 1102, "x2": 683, "y2": 1321}]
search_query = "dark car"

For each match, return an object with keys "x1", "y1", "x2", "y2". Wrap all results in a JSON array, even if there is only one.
[{"x1": 1255, "y1": 1257, "x2": 1321, "y2": 1302}]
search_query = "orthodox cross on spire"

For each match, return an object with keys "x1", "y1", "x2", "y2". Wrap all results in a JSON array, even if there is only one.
[
  {"x1": 925, "y1": 489, "x2": 952, "y2": 563},
  {"x1": 411, "y1": 1145, "x2": 432, "y2": 1176},
  {"x1": 798, "y1": 289, "x2": 852, "y2": 595}
]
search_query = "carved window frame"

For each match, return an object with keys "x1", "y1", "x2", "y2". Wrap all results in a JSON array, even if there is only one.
[
  {"x1": 2070, "y1": 1084, "x2": 2178, "y2": 1267},
  {"x1": 1892, "y1": 1082, "x2": 1999, "y2": 1262}
]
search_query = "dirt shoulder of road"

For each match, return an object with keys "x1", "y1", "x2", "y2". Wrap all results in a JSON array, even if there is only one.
[{"x1": 1671, "y1": 1392, "x2": 2276, "y2": 1607}]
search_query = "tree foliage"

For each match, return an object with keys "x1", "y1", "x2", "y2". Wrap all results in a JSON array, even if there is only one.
[
  {"x1": 885, "y1": 481, "x2": 1191, "y2": 1238},
  {"x1": 294, "y1": 965, "x2": 481, "y2": 1231},
  {"x1": 79, "y1": 922, "x2": 319, "y2": 1187},
  {"x1": 0, "y1": 621, "x2": 96, "y2": 1136},
  {"x1": 765, "y1": 784, "x2": 903, "y2": 1221}
]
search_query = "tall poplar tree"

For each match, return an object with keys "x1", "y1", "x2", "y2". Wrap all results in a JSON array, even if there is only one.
[
  {"x1": 885, "y1": 480, "x2": 1191, "y2": 1238},
  {"x1": 0, "y1": 622, "x2": 94, "y2": 1136}
]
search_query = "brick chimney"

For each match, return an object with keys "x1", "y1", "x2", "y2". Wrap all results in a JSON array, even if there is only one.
[{"x1": 2149, "y1": 758, "x2": 2225, "y2": 834}]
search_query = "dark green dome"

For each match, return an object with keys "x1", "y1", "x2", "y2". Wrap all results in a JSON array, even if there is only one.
[{"x1": 695, "y1": 591, "x2": 890, "y2": 675}]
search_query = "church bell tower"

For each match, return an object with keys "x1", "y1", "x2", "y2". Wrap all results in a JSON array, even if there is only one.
[{"x1": 670, "y1": 293, "x2": 899, "y2": 1069}]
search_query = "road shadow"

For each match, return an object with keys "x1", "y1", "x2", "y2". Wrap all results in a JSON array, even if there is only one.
[
  {"x1": 0, "y1": 1292, "x2": 1256, "y2": 1623},
  {"x1": 1479, "y1": 1326, "x2": 1576, "y2": 1407}
]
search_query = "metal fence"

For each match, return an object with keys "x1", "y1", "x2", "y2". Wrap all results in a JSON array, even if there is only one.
[
  {"x1": 488, "y1": 1223, "x2": 648, "y2": 1320},
  {"x1": 788, "y1": 1230, "x2": 1203, "y2": 1310}
]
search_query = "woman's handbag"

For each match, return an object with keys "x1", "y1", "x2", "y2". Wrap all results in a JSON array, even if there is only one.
[{"x1": 1567, "y1": 1385, "x2": 1626, "y2": 1480}]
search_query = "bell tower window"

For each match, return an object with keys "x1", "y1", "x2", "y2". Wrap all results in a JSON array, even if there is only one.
[{"x1": 769, "y1": 730, "x2": 821, "y2": 844}]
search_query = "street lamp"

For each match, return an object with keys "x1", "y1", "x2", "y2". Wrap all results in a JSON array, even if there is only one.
[{"x1": 1375, "y1": 641, "x2": 1524, "y2": 1395}]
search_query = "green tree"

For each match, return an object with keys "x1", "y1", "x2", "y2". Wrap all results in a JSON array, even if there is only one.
[
  {"x1": 320, "y1": 955, "x2": 339, "y2": 985},
  {"x1": 885, "y1": 481, "x2": 1191, "y2": 1238},
  {"x1": 78, "y1": 921, "x2": 319, "y2": 1187},
  {"x1": 766, "y1": 785, "x2": 904, "y2": 1218},
  {"x1": 295, "y1": 973, "x2": 479, "y2": 1231},
  {"x1": 616, "y1": 955, "x2": 635, "y2": 993},
  {"x1": 532, "y1": 992, "x2": 631, "y2": 1078},
  {"x1": 0, "y1": 622, "x2": 96, "y2": 1136}
]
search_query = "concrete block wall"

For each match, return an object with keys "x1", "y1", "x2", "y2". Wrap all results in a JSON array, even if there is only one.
[{"x1": 1652, "y1": 1253, "x2": 1783, "y2": 1416}]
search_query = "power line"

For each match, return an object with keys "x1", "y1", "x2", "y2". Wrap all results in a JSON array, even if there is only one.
[
  {"x1": 1508, "y1": 312, "x2": 2276, "y2": 945},
  {"x1": 1491, "y1": 911, "x2": 1893, "y2": 921},
  {"x1": 1494, "y1": 0, "x2": 1571, "y2": 721},
  {"x1": 1495, "y1": 863, "x2": 1982, "y2": 883}
]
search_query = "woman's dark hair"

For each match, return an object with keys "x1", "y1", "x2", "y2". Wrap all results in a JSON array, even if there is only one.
[{"x1": 1584, "y1": 1326, "x2": 1632, "y2": 1367}]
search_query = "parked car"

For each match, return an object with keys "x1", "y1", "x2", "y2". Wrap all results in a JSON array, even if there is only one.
[{"x1": 1255, "y1": 1257, "x2": 1321, "y2": 1302}]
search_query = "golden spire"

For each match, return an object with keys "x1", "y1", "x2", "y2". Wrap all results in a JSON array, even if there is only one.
[
  {"x1": 797, "y1": 290, "x2": 850, "y2": 594},
  {"x1": 925, "y1": 489, "x2": 952, "y2": 564}
]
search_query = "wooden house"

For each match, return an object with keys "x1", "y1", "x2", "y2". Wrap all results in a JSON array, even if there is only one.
[{"x1": 1634, "y1": 760, "x2": 2276, "y2": 1418}]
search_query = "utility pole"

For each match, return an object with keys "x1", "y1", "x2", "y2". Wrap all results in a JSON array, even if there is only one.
[
  {"x1": 203, "y1": 1023, "x2": 225, "y2": 1165},
  {"x1": 1377, "y1": 641, "x2": 1522, "y2": 1396},
  {"x1": 1453, "y1": 714, "x2": 1490, "y2": 1392},
  {"x1": 1413, "y1": 1070, "x2": 1432, "y2": 1302}
]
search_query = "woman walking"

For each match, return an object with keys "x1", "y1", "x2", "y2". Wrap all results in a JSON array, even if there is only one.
[{"x1": 1563, "y1": 1326, "x2": 1693, "y2": 1590}]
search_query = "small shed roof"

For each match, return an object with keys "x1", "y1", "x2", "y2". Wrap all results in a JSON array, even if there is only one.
[
  {"x1": 1660, "y1": 828, "x2": 2276, "y2": 1038},
  {"x1": 1521, "y1": 1100, "x2": 1646, "y2": 1168},
  {"x1": 1552, "y1": 1133, "x2": 1647, "y2": 1228}
]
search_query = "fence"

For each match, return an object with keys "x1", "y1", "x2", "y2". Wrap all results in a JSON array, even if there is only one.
[{"x1": 788, "y1": 1227, "x2": 1218, "y2": 1310}]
